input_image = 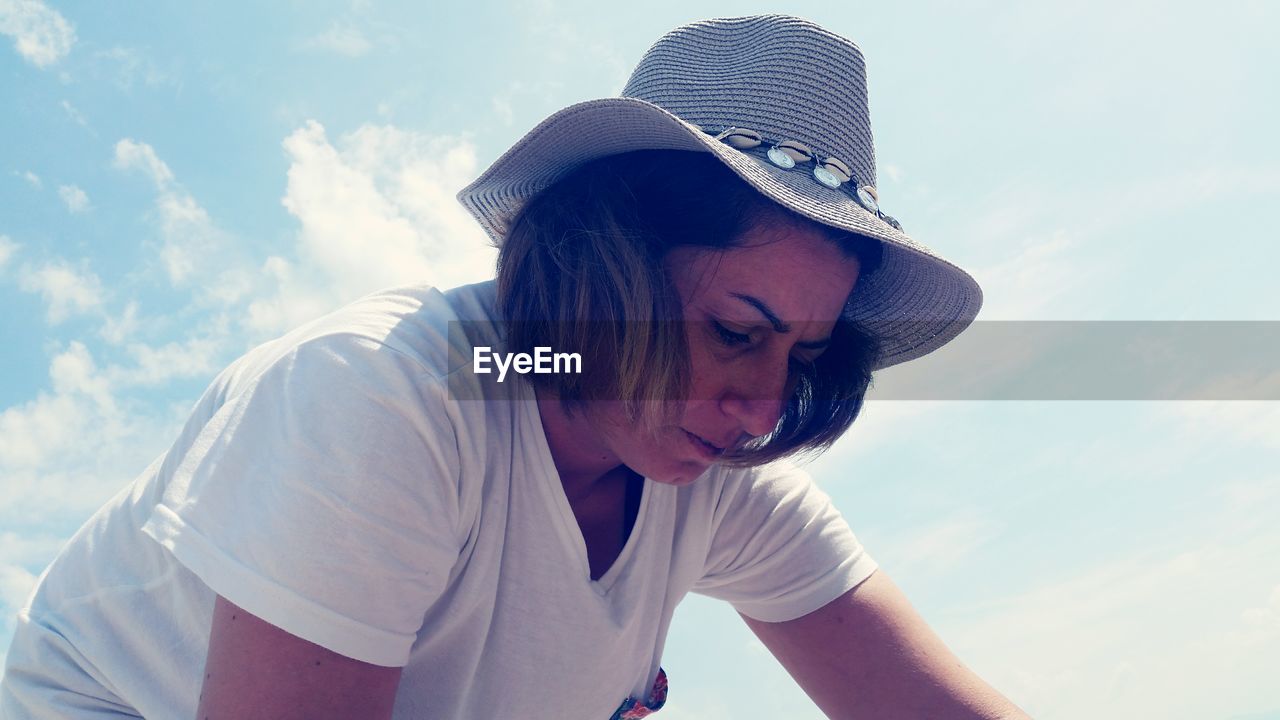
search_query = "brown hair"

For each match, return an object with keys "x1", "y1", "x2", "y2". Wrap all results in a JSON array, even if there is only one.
[{"x1": 495, "y1": 150, "x2": 881, "y2": 466}]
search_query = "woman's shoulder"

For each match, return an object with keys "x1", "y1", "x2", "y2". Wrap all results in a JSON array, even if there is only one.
[
  {"x1": 209, "y1": 280, "x2": 497, "y2": 392},
  {"x1": 286, "y1": 279, "x2": 500, "y2": 378}
]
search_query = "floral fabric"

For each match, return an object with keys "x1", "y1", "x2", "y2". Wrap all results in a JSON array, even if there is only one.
[{"x1": 609, "y1": 668, "x2": 668, "y2": 719}]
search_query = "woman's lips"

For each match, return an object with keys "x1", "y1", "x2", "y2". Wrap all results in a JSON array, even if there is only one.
[{"x1": 683, "y1": 429, "x2": 725, "y2": 459}]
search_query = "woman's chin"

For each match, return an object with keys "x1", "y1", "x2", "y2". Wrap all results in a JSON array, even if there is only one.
[{"x1": 640, "y1": 458, "x2": 716, "y2": 487}]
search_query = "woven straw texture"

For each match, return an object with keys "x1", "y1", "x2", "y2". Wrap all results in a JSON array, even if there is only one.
[{"x1": 457, "y1": 14, "x2": 983, "y2": 370}]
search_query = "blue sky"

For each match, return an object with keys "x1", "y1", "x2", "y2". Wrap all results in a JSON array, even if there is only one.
[{"x1": 2, "y1": 1, "x2": 1278, "y2": 718}]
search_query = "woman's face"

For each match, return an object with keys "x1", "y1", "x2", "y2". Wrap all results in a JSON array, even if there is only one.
[{"x1": 588, "y1": 216, "x2": 862, "y2": 486}]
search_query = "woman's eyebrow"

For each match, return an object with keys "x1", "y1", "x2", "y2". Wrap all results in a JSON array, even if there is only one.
[{"x1": 729, "y1": 292, "x2": 831, "y2": 350}]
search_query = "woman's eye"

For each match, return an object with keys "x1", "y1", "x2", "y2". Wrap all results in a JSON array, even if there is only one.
[
  {"x1": 788, "y1": 356, "x2": 815, "y2": 373},
  {"x1": 712, "y1": 321, "x2": 752, "y2": 346}
]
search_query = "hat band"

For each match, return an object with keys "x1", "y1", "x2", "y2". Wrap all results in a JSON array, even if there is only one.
[{"x1": 701, "y1": 125, "x2": 902, "y2": 232}]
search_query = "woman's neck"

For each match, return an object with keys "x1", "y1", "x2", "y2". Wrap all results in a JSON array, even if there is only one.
[{"x1": 533, "y1": 385, "x2": 626, "y2": 507}]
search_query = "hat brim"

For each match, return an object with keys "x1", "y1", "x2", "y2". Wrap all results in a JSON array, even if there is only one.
[{"x1": 457, "y1": 96, "x2": 982, "y2": 370}]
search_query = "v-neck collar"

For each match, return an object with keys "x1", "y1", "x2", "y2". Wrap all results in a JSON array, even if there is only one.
[{"x1": 517, "y1": 377, "x2": 651, "y2": 595}]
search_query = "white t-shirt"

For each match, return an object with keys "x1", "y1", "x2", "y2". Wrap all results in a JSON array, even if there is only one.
[{"x1": 1, "y1": 280, "x2": 877, "y2": 720}]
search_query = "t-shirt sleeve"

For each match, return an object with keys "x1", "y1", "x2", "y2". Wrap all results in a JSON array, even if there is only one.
[
  {"x1": 141, "y1": 333, "x2": 465, "y2": 667},
  {"x1": 692, "y1": 461, "x2": 878, "y2": 623}
]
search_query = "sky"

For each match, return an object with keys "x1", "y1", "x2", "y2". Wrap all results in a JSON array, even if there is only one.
[{"x1": 1, "y1": 1, "x2": 1278, "y2": 718}]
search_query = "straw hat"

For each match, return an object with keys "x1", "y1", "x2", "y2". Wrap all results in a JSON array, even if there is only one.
[{"x1": 457, "y1": 14, "x2": 981, "y2": 370}]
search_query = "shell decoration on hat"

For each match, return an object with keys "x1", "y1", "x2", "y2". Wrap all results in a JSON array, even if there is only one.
[{"x1": 711, "y1": 126, "x2": 902, "y2": 231}]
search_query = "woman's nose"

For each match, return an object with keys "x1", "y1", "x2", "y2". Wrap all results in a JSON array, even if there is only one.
[{"x1": 718, "y1": 355, "x2": 789, "y2": 438}]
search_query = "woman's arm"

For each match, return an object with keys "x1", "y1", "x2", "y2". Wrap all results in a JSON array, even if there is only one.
[
  {"x1": 195, "y1": 595, "x2": 403, "y2": 720},
  {"x1": 741, "y1": 569, "x2": 1030, "y2": 719}
]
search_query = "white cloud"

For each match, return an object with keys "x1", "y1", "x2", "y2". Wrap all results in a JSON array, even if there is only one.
[
  {"x1": 49, "y1": 341, "x2": 113, "y2": 407},
  {"x1": 970, "y1": 228, "x2": 1077, "y2": 321},
  {"x1": 1241, "y1": 584, "x2": 1280, "y2": 631},
  {"x1": 814, "y1": 399, "x2": 939, "y2": 464},
  {"x1": 0, "y1": 391, "x2": 87, "y2": 478},
  {"x1": 0, "y1": 567, "x2": 34, "y2": 677},
  {"x1": 889, "y1": 510, "x2": 998, "y2": 576},
  {"x1": 111, "y1": 334, "x2": 225, "y2": 388},
  {"x1": 154, "y1": 192, "x2": 218, "y2": 283},
  {"x1": 491, "y1": 94, "x2": 514, "y2": 126},
  {"x1": 516, "y1": 0, "x2": 629, "y2": 89},
  {"x1": 939, "y1": 162, "x2": 1280, "y2": 325},
  {"x1": 487, "y1": 79, "x2": 566, "y2": 127},
  {"x1": 0, "y1": 234, "x2": 17, "y2": 270},
  {"x1": 940, "y1": 504, "x2": 1280, "y2": 719},
  {"x1": 113, "y1": 138, "x2": 175, "y2": 188},
  {"x1": 99, "y1": 300, "x2": 139, "y2": 345},
  {"x1": 301, "y1": 22, "x2": 372, "y2": 57},
  {"x1": 17, "y1": 260, "x2": 104, "y2": 322},
  {"x1": 0, "y1": 563, "x2": 36, "y2": 610},
  {"x1": 60, "y1": 98, "x2": 87, "y2": 127},
  {"x1": 250, "y1": 119, "x2": 494, "y2": 334},
  {"x1": 0, "y1": 533, "x2": 60, "y2": 588},
  {"x1": 0, "y1": 336, "x2": 208, "y2": 512},
  {"x1": 0, "y1": 531, "x2": 68, "y2": 675},
  {"x1": 0, "y1": 343, "x2": 110, "y2": 472},
  {"x1": 114, "y1": 138, "x2": 235, "y2": 287},
  {"x1": 1162, "y1": 401, "x2": 1280, "y2": 452},
  {"x1": 57, "y1": 183, "x2": 89, "y2": 212},
  {"x1": 95, "y1": 46, "x2": 170, "y2": 89},
  {"x1": 18, "y1": 169, "x2": 41, "y2": 188},
  {"x1": 0, "y1": 564, "x2": 36, "y2": 652},
  {"x1": 651, "y1": 692, "x2": 735, "y2": 720},
  {"x1": 0, "y1": 527, "x2": 74, "y2": 666},
  {"x1": 0, "y1": 0, "x2": 75, "y2": 68}
]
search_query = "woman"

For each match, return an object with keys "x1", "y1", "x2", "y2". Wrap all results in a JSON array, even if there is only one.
[{"x1": 1, "y1": 15, "x2": 1028, "y2": 720}]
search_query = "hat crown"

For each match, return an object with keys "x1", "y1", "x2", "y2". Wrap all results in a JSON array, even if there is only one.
[{"x1": 621, "y1": 14, "x2": 877, "y2": 189}]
